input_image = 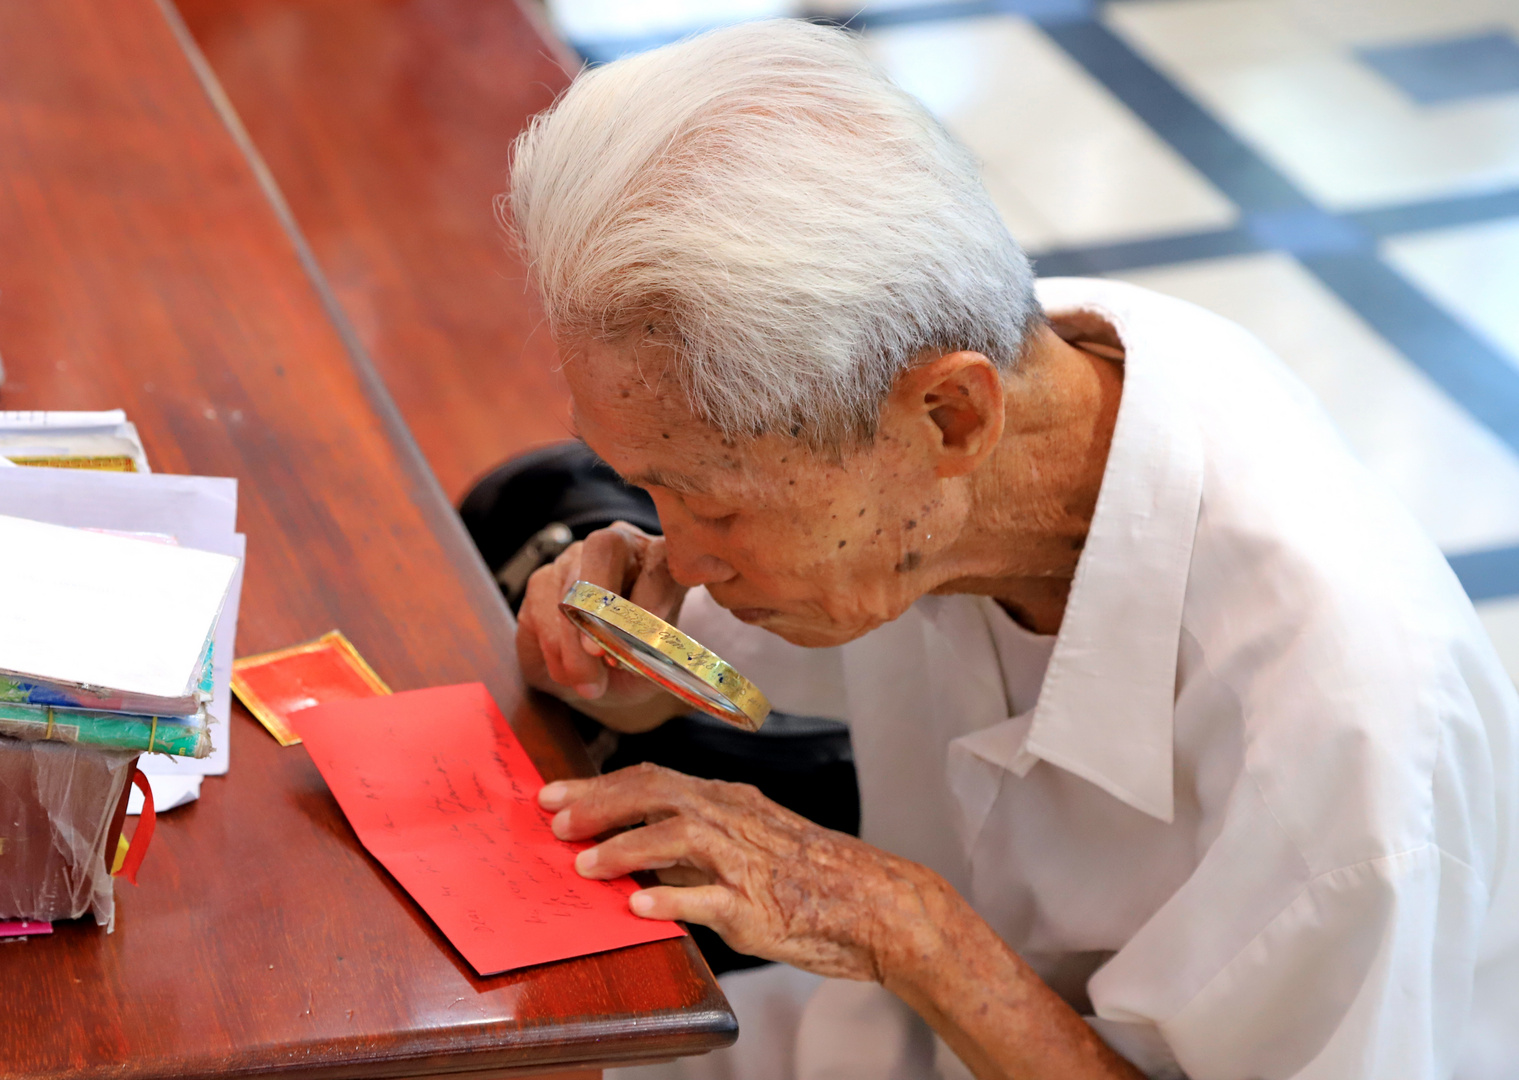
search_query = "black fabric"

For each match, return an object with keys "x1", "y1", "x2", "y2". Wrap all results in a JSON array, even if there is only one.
[{"x1": 459, "y1": 441, "x2": 660, "y2": 598}]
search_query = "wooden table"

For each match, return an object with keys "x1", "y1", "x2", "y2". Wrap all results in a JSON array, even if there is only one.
[
  {"x1": 174, "y1": 0, "x2": 579, "y2": 504},
  {"x1": 0, "y1": 0, "x2": 736, "y2": 1076}
]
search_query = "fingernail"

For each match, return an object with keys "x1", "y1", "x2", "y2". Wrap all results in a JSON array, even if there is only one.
[
  {"x1": 539, "y1": 782, "x2": 568, "y2": 809},
  {"x1": 551, "y1": 809, "x2": 572, "y2": 838},
  {"x1": 575, "y1": 682, "x2": 604, "y2": 700},
  {"x1": 629, "y1": 891, "x2": 655, "y2": 916},
  {"x1": 574, "y1": 847, "x2": 598, "y2": 876}
]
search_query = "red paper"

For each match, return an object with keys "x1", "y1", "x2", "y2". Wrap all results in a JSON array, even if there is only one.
[
  {"x1": 296, "y1": 682, "x2": 684, "y2": 975},
  {"x1": 232, "y1": 631, "x2": 389, "y2": 746}
]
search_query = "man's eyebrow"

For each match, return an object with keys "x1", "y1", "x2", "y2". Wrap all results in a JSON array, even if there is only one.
[{"x1": 623, "y1": 468, "x2": 709, "y2": 495}]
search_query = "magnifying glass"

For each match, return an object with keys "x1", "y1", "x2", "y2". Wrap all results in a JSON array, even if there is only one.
[{"x1": 559, "y1": 581, "x2": 771, "y2": 731}]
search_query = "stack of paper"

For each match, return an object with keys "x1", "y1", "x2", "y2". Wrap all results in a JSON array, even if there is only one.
[
  {"x1": 0, "y1": 513, "x2": 239, "y2": 767},
  {"x1": 0, "y1": 468, "x2": 245, "y2": 811},
  {"x1": 0, "y1": 410, "x2": 150, "y2": 473}
]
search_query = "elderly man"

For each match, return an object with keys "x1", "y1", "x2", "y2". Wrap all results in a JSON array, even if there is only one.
[{"x1": 509, "y1": 20, "x2": 1519, "y2": 1080}]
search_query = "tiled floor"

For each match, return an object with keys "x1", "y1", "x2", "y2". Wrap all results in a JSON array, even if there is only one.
[
  {"x1": 542, "y1": 0, "x2": 1519, "y2": 684},
  {"x1": 1383, "y1": 216, "x2": 1519, "y2": 365},
  {"x1": 1116, "y1": 251, "x2": 1519, "y2": 555},
  {"x1": 862, "y1": 16, "x2": 1238, "y2": 249},
  {"x1": 1106, "y1": 0, "x2": 1519, "y2": 209}
]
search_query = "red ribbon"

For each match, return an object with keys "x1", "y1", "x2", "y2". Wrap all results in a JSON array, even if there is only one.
[{"x1": 118, "y1": 769, "x2": 156, "y2": 886}]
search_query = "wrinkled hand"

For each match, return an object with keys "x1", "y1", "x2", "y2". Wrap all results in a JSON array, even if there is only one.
[
  {"x1": 516, "y1": 522, "x2": 686, "y2": 723},
  {"x1": 539, "y1": 763, "x2": 948, "y2": 981}
]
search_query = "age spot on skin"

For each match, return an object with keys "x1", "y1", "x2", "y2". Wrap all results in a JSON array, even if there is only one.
[
  {"x1": 895, "y1": 552, "x2": 922, "y2": 573},
  {"x1": 838, "y1": 540, "x2": 847, "y2": 549},
  {"x1": 905, "y1": 519, "x2": 917, "y2": 530}
]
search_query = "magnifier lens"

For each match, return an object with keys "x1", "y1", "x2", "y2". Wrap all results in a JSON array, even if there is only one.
[
  {"x1": 558, "y1": 582, "x2": 770, "y2": 730},
  {"x1": 573, "y1": 613, "x2": 746, "y2": 720}
]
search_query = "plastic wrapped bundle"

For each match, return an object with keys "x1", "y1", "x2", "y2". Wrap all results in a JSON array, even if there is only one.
[{"x1": 0, "y1": 735, "x2": 137, "y2": 929}]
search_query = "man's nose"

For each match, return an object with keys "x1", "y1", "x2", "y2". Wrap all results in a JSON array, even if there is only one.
[{"x1": 663, "y1": 531, "x2": 738, "y2": 588}]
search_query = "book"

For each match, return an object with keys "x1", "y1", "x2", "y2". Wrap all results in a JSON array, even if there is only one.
[
  {"x1": 0, "y1": 514, "x2": 239, "y2": 718},
  {"x1": 0, "y1": 410, "x2": 149, "y2": 473},
  {"x1": 0, "y1": 701, "x2": 209, "y2": 757},
  {"x1": 0, "y1": 639, "x2": 214, "y2": 716},
  {"x1": 0, "y1": 468, "x2": 243, "y2": 782},
  {"x1": 0, "y1": 644, "x2": 213, "y2": 757}
]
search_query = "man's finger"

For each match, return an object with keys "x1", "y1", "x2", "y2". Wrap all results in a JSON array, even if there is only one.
[
  {"x1": 655, "y1": 865, "x2": 715, "y2": 888},
  {"x1": 576, "y1": 523, "x2": 646, "y2": 599},
  {"x1": 540, "y1": 623, "x2": 606, "y2": 697},
  {"x1": 628, "y1": 884, "x2": 738, "y2": 932},
  {"x1": 537, "y1": 778, "x2": 593, "y2": 812},
  {"x1": 574, "y1": 814, "x2": 732, "y2": 880},
  {"x1": 533, "y1": 547, "x2": 613, "y2": 694},
  {"x1": 548, "y1": 763, "x2": 701, "y2": 841},
  {"x1": 519, "y1": 563, "x2": 593, "y2": 692},
  {"x1": 626, "y1": 536, "x2": 685, "y2": 621}
]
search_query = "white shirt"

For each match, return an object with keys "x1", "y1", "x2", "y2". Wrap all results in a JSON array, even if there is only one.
[{"x1": 677, "y1": 278, "x2": 1519, "y2": 1080}]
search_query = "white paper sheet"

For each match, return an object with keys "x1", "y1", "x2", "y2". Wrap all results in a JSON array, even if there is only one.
[
  {"x1": 0, "y1": 468, "x2": 233, "y2": 539},
  {"x1": 0, "y1": 411, "x2": 150, "y2": 473},
  {"x1": 142, "y1": 532, "x2": 243, "y2": 779},
  {"x1": 0, "y1": 514, "x2": 238, "y2": 700},
  {"x1": 0, "y1": 410, "x2": 128, "y2": 428},
  {"x1": 128, "y1": 774, "x2": 202, "y2": 815},
  {"x1": 0, "y1": 469, "x2": 243, "y2": 778}
]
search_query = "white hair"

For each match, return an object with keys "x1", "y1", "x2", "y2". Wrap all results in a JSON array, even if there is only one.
[{"x1": 506, "y1": 19, "x2": 1040, "y2": 446}]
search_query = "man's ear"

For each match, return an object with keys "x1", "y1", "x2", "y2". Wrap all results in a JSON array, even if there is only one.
[{"x1": 887, "y1": 351, "x2": 1005, "y2": 478}]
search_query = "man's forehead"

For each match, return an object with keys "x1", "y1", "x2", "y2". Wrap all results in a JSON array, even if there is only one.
[
  {"x1": 564, "y1": 343, "x2": 771, "y2": 494},
  {"x1": 566, "y1": 346, "x2": 690, "y2": 428},
  {"x1": 570, "y1": 401, "x2": 736, "y2": 497}
]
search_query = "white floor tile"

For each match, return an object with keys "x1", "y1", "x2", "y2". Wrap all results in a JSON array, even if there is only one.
[
  {"x1": 1115, "y1": 251, "x2": 1519, "y2": 554},
  {"x1": 1477, "y1": 595, "x2": 1519, "y2": 689},
  {"x1": 1383, "y1": 217, "x2": 1519, "y2": 369},
  {"x1": 1106, "y1": 0, "x2": 1519, "y2": 210},
  {"x1": 1302, "y1": 0, "x2": 1519, "y2": 49},
  {"x1": 862, "y1": 15, "x2": 1238, "y2": 250}
]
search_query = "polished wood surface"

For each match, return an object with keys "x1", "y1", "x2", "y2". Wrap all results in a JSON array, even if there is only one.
[
  {"x1": 0, "y1": 1, "x2": 733, "y2": 1076},
  {"x1": 175, "y1": 0, "x2": 579, "y2": 503}
]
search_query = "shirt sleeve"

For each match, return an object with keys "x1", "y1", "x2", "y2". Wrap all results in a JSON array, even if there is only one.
[{"x1": 678, "y1": 587, "x2": 848, "y2": 721}]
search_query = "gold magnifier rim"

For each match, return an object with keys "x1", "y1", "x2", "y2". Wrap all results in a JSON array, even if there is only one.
[{"x1": 558, "y1": 581, "x2": 771, "y2": 731}]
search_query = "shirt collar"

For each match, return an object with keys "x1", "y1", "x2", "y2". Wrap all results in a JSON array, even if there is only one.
[{"x1": 1013, "y1": 278, "x2": 1204, "y2": 824}]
